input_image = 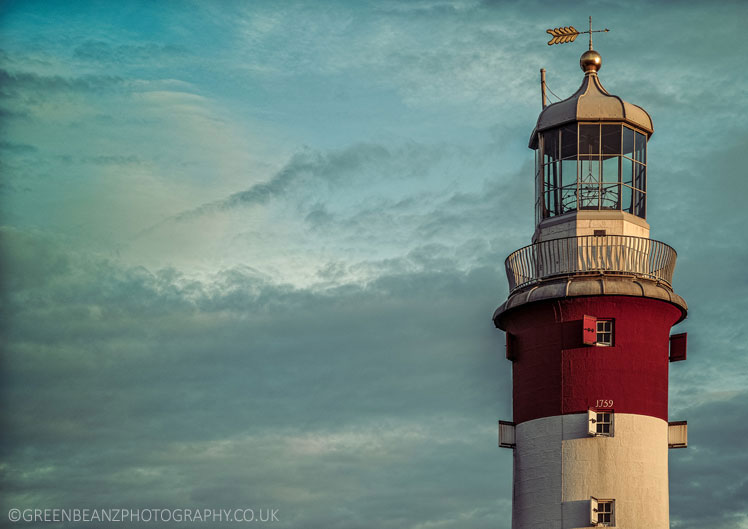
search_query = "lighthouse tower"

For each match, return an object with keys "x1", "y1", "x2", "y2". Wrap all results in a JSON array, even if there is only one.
[{"x1": 495, "y1": 45, "x2": 689, "y2": 528}]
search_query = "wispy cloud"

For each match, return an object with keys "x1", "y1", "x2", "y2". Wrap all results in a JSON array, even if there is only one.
[
  {"x1": 0, "y1": 68, "x2": 123, "y2": 95},
  {"x1": 72, "y1": 40, "x2": 188, "y2": 64}
]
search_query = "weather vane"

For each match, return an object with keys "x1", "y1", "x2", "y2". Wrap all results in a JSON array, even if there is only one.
[{"x1": 546, "y1": 16, "x2": 609, "y2": 50}]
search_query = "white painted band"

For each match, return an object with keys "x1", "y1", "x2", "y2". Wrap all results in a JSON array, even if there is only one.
[{"x1": 511, "y1": 413, "x2": 669, "y2": 529}]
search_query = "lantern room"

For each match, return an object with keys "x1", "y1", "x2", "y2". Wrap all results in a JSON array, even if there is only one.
[{"x1": 528, "y1": 50, "x2": 654, "y2": 242}]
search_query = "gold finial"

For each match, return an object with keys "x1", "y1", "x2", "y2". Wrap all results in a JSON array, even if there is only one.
[
  {"x1": 580, "y1": 49, "x2": 602, "y2": 73},
  {"x1": 546, "y1": 16, "x2": 609, "y2": 48}
]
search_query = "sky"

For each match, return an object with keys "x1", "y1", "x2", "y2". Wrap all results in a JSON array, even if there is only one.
[{"x1": 1, "y1": 0, "x2": 747, "y2": 527}]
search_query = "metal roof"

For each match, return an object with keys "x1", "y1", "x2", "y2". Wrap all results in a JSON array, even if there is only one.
[{"x1": 529, "y1": 62, "x2": 654, "y2": 149}]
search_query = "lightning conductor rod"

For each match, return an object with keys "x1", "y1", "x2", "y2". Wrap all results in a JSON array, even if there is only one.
[{"x1": 540, "y1": 69, "x2": 547, "y2": 108}]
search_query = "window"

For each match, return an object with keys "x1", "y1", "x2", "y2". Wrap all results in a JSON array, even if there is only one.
[
  {"x1": 582, "y1": 316, "x2": 614, "y2": 346},
  {"x1": 596, "y1": 319, "x2": 613, "y2": 346},
  {"x1": 594, "y1": 499, "x2": 615, "y2": 526},
  {"x1": 590, "y1": 498, "x2": 615, "y2": 526},
  {"x1": 595, "y1": 412, "x2": 612, "y2": 435},
  {"x1": 588, "y1": 409, "x2": 614, "y2": 437},
  {"x1": 536, "y1": 123, "x2": 647, "y2": 221}
]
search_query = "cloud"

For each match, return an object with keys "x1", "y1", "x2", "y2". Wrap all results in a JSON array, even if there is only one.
[
  {"x1": 669, "y1": 392, "x2": 748, "y2": 529},
  {"x1": 72, "y1": 40, "x2": 188, "y2": 64},
  {"x1": 114, "y1": 135, "x2": 532, "y2": 290},
  {"x1": 3, "y1": 225, "x2": 746, "y2": 528},
  {"x1": 0, "y1": 141, "x2": 37, "y2": 153},
  {"x1": 78, "y1": 154, "x2": 144, "y2": 166},
  {"x1": 166, "y1": 142, "x2": 440, "y2": 218},
  {"x1": 0, "y1": 227, "x2": 510, "y2": 526},
  {"x1": 0, "y1": 69, "x2": 123, "y2": 96}
]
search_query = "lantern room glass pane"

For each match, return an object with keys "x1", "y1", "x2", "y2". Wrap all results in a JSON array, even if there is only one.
[
  {"x1": 602, "y1": 155, "x2": 619, "y2": 183},
  {"x1": 548, "y1": 160, "x2": 560, "y2": 184},
  {"x1": 601, "y1": 125, "x2": 621, "y2": 155},
  {"x1": 545, "y1": 190, "x2": 557, "y2": 216},
  {"x1": 635, "y1": 131, "x2": 646, "y2": 163},
  {"x1": 579, "y1": 124, "x2": 600, "y2": 156},
  {"x1": 545, "y1": 163, "x2": 557, "y2": 193},
  {"x1": 622, "y1": 126, "x2": 635, "y2": 158},
  {"x1": 579, "y1": 156, "x2": 600, "y2": 209},
  {"x1": 561, "y1": 184, "x2": 577, "y2": 213},
  {"x1": 579, "y1": 157, "x2": 600, "y2": 182},
  {"x1": 561, "y1": 124, "x2": 577, "y2": 159},
  {"x1": 634, "y1": 190, "x2": 646, "y2": 218},
  {"x1": 621, "y1": 157, "x2": 633, "y2": 186},
  {"x1": 543, "y1": 130, "x2": 559, "y2": 163},
  {"x1": 544, "y1": 157, "x2": 561, "y2": 218},
  {"x1": 621, "y1": 185, "x2": 633, "y2": 213},
  {"x1": 561, "y1": 159, "x2": 576, "y2": 187},
  {"x1": 579, "y1": 180, "x2": 600, "y2": 209},
  {"x1": 634, "y1": 162, "x2": 646, "y2": 191},
  {"x1": 580, "y1": 187, "x2": 599, "y2": 209},
  {"x1": 601, "y1": 183, "x2": 620, "y2": 209}
]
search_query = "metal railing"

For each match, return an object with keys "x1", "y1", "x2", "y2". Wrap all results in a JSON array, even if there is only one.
[{"x1": 505, "y1": 235, "x2": 677, "y2": 293}]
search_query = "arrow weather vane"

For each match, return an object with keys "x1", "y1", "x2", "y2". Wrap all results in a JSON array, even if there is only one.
[{"x1": 546, "y1": 16, "x2": 609, "y2": 49}]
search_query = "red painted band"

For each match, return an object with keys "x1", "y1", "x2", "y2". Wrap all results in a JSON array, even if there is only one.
[{"x1": 501, "y1": 296, "x2": 682, "y2": 424}]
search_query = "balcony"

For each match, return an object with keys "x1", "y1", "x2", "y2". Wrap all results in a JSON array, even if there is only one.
[{"x1": 505, "y1": 235, "x2": 677, "y2": 294}]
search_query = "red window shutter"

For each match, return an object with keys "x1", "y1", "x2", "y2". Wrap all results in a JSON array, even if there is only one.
[
  {"x1": 670, "y1": 333, "x2": 687, "y2": 362},
  {"x1": 583, "y1": 315, "x2": 597, "y2": 345},
  {"x1": 506, "y1": 332, "x2": 517, "y2": 362}
]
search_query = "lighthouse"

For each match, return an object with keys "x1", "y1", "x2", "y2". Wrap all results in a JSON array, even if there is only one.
[{"x1": 495, "y1": 31, "x2": 689, "y2": 528}]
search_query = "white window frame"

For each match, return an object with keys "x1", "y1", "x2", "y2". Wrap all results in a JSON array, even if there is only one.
[
  {"x1": 588, "y1": 409, "x2": 615, "y2": 437},
  {"x1": 597, "y1": 499, "x2": 615, "y2": 526},
  {"x1": 596, "y1": 319, "x2": 613, "y2": 346},
  {"x1": 590, "y1": 497, "x2": 615, "y2": 526}
]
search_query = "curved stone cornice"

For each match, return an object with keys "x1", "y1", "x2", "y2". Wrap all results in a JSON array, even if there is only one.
[{"x1": 493, "y1": 275, "x2": 687, "y2": 329}]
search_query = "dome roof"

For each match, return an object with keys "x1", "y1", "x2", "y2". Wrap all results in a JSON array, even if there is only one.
[{"x1": 529, "y1": 54, "x2": 653, "y2": 149}]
